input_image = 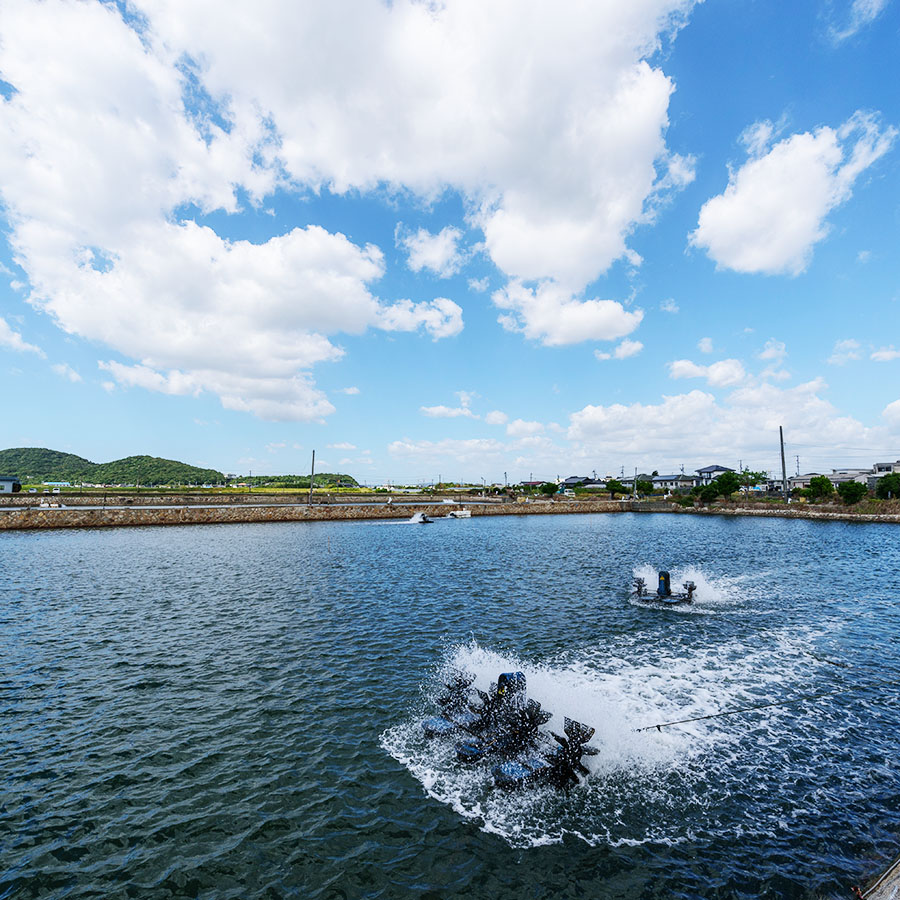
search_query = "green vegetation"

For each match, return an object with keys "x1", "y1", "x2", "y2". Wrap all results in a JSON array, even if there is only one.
[
  {"x1": 837, "y1": 481, "x2": 868, "y2": 504},
  {"x1": 539, "y1": 482, "x2": 557, "y2": 496},
  {"x1": 1, "y1": 446, "x2": 224, "y2": 486},
  {"x1": 806, "y1": 475, "x2": 835, "y2": 502},
  {"x1": 605, "y1": 479, "x2": 626, "y2": 499},
  {"x1": 0, "y1": 447, "x2": 360, "y2": 490},
  {"x1": 740, "y1": 470, "x2": 767, "y2": 491},
  {"x1": 876, "y1": 473, "x2": 900, "y2": 499},
  {"x1": 635, "y1": 479, "x2": 654, "y2": 495},
  {"x1": 243, "y1": 474, "x2": 358, "y2": 489}
]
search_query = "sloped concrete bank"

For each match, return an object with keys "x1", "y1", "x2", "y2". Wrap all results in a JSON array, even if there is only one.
[
  {"x1": 1, "y1": 500, "x2": 898, "y2": 531},
  {"x1": 0, "y1": 500, "x2": 627, "y2": 530}
]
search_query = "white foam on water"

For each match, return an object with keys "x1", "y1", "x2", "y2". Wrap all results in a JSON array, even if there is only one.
[
  {"x1": 628, "y1": 564, "x2": 751, "y2": 614},
  {"x1": 381, "y1": 628, "x2": 841, "y2": 848}
]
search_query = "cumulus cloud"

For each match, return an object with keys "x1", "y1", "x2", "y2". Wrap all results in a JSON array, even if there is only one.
[
  {"x1": 468, "y1": 277, "x2": 490, "y2": 293},
  {"x1": 51, "y1": 362, "x2": 82, "y2": 382},
  {"x1": 506, "y1": 419, "x2": 545, "y2": 437},
  {"x1": 398, "y1": 226, "x2": 464, "y2": 277},
  {"x1": 697, "y1": 337, "x2": 713, "y2": 353},
  {"x1": 493, "y1": 280, "x2": 643, "y2": 346},
  {"x1": 691, "y1": 112, "x2": 896, "y2": 275},
  {"x1": 568, "y1": 378, "x2": 878, "y2": 467},
  {"x1": 758, "y1": 339, "x2": 787, "y2": 362},
  {"x1": 339, "y1": 386, "x2": 361, "y2": 395},
  {"x1": 0, "y1": 0, "x2": 466, "y2": 422},
  {"x1": 328, "y1": 442, "x2": 357, "y2": 450},
  {"x1": 668, "y1": 358, "x2": 747, "y2": 387},
  {"x1": 828, "y1": 338, "x2": 861, "y2": 365},
  {"x1": 485, "y1": 410, "x2": 509, "y2": 425},
  {"x1": 120, "y1": 0, "x2": 695, "y2": 345},
  {"x1": 659, "y1": 298, "x2": 679, "y2": 313},
  {"x1": 0, "y1": 316, "x2": 44, "y2": 356},
  {"x1": 595, "y1": 339, "x2": 644, "y2": 361},
  {"x1": 831, "y1": 0, "x2": 892, "y2": 42},
  {"x1": 872, "y1": 346, "x2": 900, "y2": 361},
  {"x1": 420, "y1": 405, "x2": 478, "y2": 419},
  {"x1": 884, "y1": 398, "x2": 900, "y2": 427}
]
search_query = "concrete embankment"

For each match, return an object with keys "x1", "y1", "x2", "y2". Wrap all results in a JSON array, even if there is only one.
[
  {"x1": 0, "y1": 499, "x2": 627, "y2": 530},
  {"x1": 1, "y1": 499, "x2": 898, "y2": 531}
]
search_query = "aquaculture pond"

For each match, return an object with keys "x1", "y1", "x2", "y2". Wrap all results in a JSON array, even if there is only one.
[{"x1": 1, "y1": 512, "x2": 898, "y2": 898}]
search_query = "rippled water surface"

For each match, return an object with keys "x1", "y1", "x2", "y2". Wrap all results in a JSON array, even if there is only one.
[{"x1": 2, "y1": 513, "x2": 899, "y2": 899}]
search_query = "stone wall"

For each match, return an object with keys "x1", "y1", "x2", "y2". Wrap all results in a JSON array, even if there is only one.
[{"x1": 1, "y1": 499, "x2": 897, "y2": 532}]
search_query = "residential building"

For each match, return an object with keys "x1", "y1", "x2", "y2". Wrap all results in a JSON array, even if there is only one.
[
  {"x1": 653, "y1": 474, "x2": 696, "y2": 491},
  {"x1": 0, "y1": 476, "x2": 22, "y2": 493},
  {"x1": 695, "y1": 465, "x2": 735, "y2": 485}
]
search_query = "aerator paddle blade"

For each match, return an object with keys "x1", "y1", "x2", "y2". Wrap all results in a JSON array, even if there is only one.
[{"x1": 563, "y1": 717, "x2": 595, "y2": 745}]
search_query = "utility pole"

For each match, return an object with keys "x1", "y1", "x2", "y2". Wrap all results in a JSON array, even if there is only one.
[
  {"x1": 795, "y1": 455, "x2": 800, "y2": 477},
  {"x1": 779, "y1": 426, "x2": 788, "y2": 502},
  {"x1": 308, "y1": 450, "x2": 315, "y2": 506},
  {"x1": 504, "y1": 471, "x2": 507, "y2": 487},
  {"x1": 633, "y1": 466, "x2": 638, "y2": 499},
  {"x1": 249, "y1": 469, "x2": 251, "y2": 493}
]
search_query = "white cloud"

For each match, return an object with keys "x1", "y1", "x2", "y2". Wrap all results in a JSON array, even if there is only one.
[
  {"x1": 111, "y1": 0, "x2": 696, "y2": 338},
  {"x1": 51, "y1": 362, "x2": 82, "y2": 382},
  {"x1": 506, "y1": 419, "x2": 545, "y2": 437},
  {"x1": 266, "y1": 442, "x2": 286, "y2": 452},
  {"x1": 827, "y1": 338, "x2": 861, "y2": 365},
  {"x1": 872, "y1": 346, "x2": 900, "y2": 361},
  {"x1": 377, "y1": 298, "x2": 464, "y2": 340},
  {"x1": 0, "y1": 316, "x2": 44, "y2": 356},
  {"x1": 420, "y1": 404, "x2": 478, "y2": 419},
  {"x1": 697, "y1": 337, "x2": 713, "y2": 353},
  {"x1": 659, "y1": 298, "x2": 679, "y2": 313},
  {"x1": 339, "y1": 386, "x2": 360, "y2": 395},
  {"x1": 831, "y1": 0, "x2": 892, "y2": 42},
  {"x1": 668, "y1": 358, "x2": 747, "y2": 387},
  {"x1": 485, "y1": 410, "x2": 508, "y2": 425},
  {"x1": 0, "y1": 0, "x2": 467, "y2": 422},
  {"x1": 468, "y1": 277, "x2": 490, "y2": 293},
  {"x1": 857, "y1": 249, "x2": 872, "y2": 263},
  {"x1": 884, "y1": 398, "x2": 900, "y2": 427},
  {"x1": 493, "y1": 280, "x2": 643, "y2": 346},
  {"x1": 398, "y1": 226, "x2": 464, "y2": 277},
  {"x1": 691, "y1": 112, "x2": 897, "y2": 275},
  {"x1": 568, "y1": 378, "x2": 879, "y2": 468},
  {"x1": 596, "y1": 339, "x2": 644, "y2": 361},
  {"x1": 328, "y1": 442, "x2": 357, "y2": 450},
  {"x1": 758, "y1": 339, "x2": 787, "y2": 362}
]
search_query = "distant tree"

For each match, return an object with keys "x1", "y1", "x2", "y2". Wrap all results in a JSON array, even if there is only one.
[
  {"x1": 807, "y1": 475, "x2": 835, "y2": 502},
  {"x1": 876, "y1": 473, "x2": 900, "y2": 499},
  {"x1": 837, "y1": 481, "x2": 868, "y2": 504},
  {"x1": 605, "y1": 479, "x2": 626, "y2": 499},
  {"x1": 700, "y1": 483, "x2": 720, "y2": 504},
  {"x1": 713, "y1": 471, "x2": 741, "y2": 497},
  {"x1": 740, "y1": 470, "x2": 768, "y2": 492},
  {"x1": 651, "y1": 470, "x2": 659, "y2": 477},
  {"x1": 539, "y1": 482, "x2": 557, "y2": 496},
  {"x1": 636, "y1": 479, "x2": 654, "y2": 495}
]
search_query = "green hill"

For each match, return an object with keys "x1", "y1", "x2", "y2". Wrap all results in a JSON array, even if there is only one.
[
  {"x1": 0, "y1": 447, "x2": 224, "y2": 486},
  {"x1": 0, "y1": 447, "x2": 359, "y2": 488}
]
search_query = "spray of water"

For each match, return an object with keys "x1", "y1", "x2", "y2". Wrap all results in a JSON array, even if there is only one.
[{"x1": 381, "y1": 621, "x2": 840, "y2": 848}]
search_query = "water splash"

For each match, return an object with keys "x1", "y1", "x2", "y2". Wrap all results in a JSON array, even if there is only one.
[{"x1": 382, "y1": 631, "x2": 842, "y2": 848}]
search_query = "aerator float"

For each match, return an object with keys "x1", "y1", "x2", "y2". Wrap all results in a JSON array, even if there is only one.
[
  {"x1": 421, "y1": 670, "x2": 599, "y2": 790},
  {"x1": 632, "y1": 570, "x2": 696, "y2": 605}
]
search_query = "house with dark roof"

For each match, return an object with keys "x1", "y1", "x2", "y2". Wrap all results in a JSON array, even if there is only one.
[
  {"x1": 0, "y1": 476, "x2": 22, "y2": 494},
  {"x1": 695, "y1": 465, "x2": 735, "y2": 486},
  {"x1": 653, "y1": 474, "x2": 696, "y2": 491}
]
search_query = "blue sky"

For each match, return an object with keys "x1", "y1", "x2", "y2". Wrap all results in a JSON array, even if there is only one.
[{"x1": 1, "y1": 0, "x2": 898, "y2": 483}]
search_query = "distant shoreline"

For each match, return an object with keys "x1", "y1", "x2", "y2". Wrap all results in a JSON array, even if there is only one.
[{"x1": 2, "y1": 497, "x2": 899, "y2": 531}]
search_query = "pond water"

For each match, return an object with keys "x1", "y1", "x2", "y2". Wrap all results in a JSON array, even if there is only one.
[{"x1": 1, "y1": 513, "x2": 898, "y2": 898}]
